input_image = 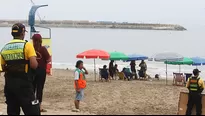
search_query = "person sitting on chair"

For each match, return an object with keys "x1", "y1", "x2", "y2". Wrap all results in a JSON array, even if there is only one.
[
  {"x1": 100, "y1": 65, "x2": 109, "y2": 81},
  {"x1": 122, "y1": 68, "x2": 132, "y2": 81}
]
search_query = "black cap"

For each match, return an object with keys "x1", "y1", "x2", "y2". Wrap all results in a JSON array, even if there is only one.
[
  {"x1": 11, "y1": 23, "x2": 27, "y2": 37},
  {"x1": 193, "y1": 69, "x2": 201, "y2": 75}
]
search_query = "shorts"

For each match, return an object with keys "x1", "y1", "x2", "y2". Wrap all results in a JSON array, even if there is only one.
[{"x1": 75, "y1": 89, "x2": 84, "y2": 101}]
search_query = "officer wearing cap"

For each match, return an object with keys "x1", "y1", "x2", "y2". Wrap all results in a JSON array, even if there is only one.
[
  {"x1": 0, "y1": 23, "x2": 40, "y2": 115},
  {"x1": 186, "y1": 69, "x2": 204, "y2": 115}
]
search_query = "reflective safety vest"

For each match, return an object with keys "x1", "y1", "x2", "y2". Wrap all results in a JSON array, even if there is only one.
[
  {"x1": 74, "y1": 68, "x2": 86, "y2": 89},
  {"x1": 189, "y1": 76, "x2": 200, "y2": 92},
  {"x1": 1, "y1": 40, "x2": 28, "y2": 73}
]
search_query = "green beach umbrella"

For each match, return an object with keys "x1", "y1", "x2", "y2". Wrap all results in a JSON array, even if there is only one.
[
  {"x1": 164, "y1": 57, "x2": 193, "y2": 72},
  {"x1": 109, "y1": 51, "x2": 129, "y2": 60},
  {"x1": 164, "y1": 57, "x2": 193, "y2": 65}
]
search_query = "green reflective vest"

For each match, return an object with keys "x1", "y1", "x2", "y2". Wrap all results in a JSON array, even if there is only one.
[
  {"x1": 1, "y1": 40, "x2": 28, "y2": 72},
  {"x1": 189, "y1": 76, "x2": 200, "y2": 92}
]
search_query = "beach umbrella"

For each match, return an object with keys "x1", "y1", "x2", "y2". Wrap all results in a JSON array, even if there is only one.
[
  {"x1": 126, "y1": 54, "x2": 148, "y2": 61},
  {"x1": 165, "y1": 57, "x2": 193, "y2": 65},
  {"x1": 109, "y1": 51, "x2": 129, "y2": 61},
  {"x1": 164, "y1": 57, "x2": 193, "y2": 72},
  {"x1": 191, "y1": 57, "x2": 205, "y2": 66},
  {"x1": 76, "y1": 49, "x2": 110, "y2": 81},
  {"x1": 149, "y1": 52, "x2": 184, "y2": 85},
  {"x1": 150, "y1": 52, "x2": 184, "y2": 62}
]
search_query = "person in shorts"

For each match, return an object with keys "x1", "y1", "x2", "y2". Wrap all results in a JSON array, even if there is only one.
[{"x1": 73, "y1": 60, "x2": 88, "y2": 112}]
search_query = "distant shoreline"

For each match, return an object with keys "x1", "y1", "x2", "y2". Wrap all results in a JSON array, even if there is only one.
[{"x1": 0, "y1": 20, "x2": 187, "y2": 31}]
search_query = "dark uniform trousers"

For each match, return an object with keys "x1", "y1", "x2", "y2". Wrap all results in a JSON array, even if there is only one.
[
  {"x1": 4, "y1": 73, "x2": 40, "y2": 115},
  {"x1": 186, "y1": 92, "x2": 202, "y2": 115}
]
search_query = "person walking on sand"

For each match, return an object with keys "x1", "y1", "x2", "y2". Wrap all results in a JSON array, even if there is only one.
[
  {"x1": 186, "y1": 69, "x2": 204, "y2": 115},
  {"x1": 32, "y1": 34, "x2": 51, "y2": 112},
  {"x1": 73, "y1": 60, "x2": 88, "y2": 112},
  {"x1": 0, "y1": 23, "x2": 40, "y2": 115}
]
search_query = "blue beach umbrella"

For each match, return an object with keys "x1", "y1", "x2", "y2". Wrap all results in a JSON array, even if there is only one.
[
  {"x1": 126, "y1": 54, "x2": 148, "y2": 61},
  {"x1": 191, "y1": 57, "x2": 205, "y2": 66}
]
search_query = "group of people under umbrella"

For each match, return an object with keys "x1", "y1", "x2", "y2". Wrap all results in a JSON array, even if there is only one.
[
  {"x1": 76, "y1": 49, "x2": 205, "y2": 83},
  {"x1": 100, "y1": 59, "x2": 148, "y2": 81},
  {"x1": 76, "y1": 49, "x2": 149, "y2": 81}
]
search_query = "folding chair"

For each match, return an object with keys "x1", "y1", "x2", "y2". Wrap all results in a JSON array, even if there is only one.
[
  {"x1": 99, "y1": 68, "x2": 111, "y2": 82},
  {"x1": 173, "y1": 72, "x2": 185, "y2": 86}
]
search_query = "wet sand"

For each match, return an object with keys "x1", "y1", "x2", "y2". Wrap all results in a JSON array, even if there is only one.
[{"x1": 0, "y1": 69, "x2": 187, "y2": 115}]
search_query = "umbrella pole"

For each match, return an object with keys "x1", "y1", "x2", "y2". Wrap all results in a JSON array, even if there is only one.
[
  {"x1": 166, "y1": 63, "x2": 168, "y2": 85},
  {"x1": 94, "y1": 59, "x2": 96, "y2": 81},
  {"x1": 179, "y1": 65, "x2": 181, "y2": 73}
]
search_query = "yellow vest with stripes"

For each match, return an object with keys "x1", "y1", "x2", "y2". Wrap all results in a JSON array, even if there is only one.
[
  {"x1": 189, "y1": 76, "x2": 200, "y2": 92},
  {"x1": 1, "y1": 40, "x2": 28, "y2": 73}
]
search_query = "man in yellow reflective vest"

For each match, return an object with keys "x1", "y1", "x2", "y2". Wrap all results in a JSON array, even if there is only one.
[
  {"x1": 186, "y1": 69, "x2": 204, "y2": 115},
  {"x1": 0, "y1": 23, "x2": 40, "y2": 115}
]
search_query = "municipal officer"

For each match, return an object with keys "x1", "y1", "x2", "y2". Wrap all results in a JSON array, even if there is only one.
[
  {"x1": 0, "y1": 23, "x2": 40, "y2": 115},
  {"x1": 186, "y1": 69, "x2": 204, "y2": 115}
]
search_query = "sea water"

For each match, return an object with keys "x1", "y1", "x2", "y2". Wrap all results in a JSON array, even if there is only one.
[{"x1": 1, "y1": 27, "x2": 205, "y2": 79}]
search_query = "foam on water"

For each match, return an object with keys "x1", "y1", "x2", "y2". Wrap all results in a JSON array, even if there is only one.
[{"x1": 52, "y1": 61, "x2": 205, "y2": 80}]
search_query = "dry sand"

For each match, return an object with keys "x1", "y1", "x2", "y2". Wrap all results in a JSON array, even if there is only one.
[{"x1": 0, "y1": 69, "x2": 187, "y2": 115}]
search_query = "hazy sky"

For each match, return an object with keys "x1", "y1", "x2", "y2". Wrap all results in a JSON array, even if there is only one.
[{"x1": 1, "y1": 0, "x2": 205, "y2": 28}]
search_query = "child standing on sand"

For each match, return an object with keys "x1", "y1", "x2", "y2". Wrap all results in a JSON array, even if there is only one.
[{"x1": 72, "y1": 60, "x2": 88, "y2": 112}]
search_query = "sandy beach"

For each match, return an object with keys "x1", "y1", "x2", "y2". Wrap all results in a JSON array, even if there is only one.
[{"x1": 0, "y1": 69, "x2": 187, "y2": 115}]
